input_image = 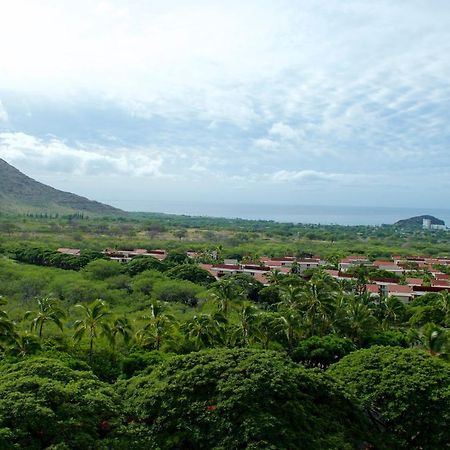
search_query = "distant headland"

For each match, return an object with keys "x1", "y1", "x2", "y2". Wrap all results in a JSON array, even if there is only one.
[{"x1": 395, "y1": 215, "x2": 446, "y2": 229}]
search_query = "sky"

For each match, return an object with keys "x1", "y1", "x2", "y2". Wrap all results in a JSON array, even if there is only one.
[{"x1": 0, "y1": 0, "x2": 449, "y2": 213}]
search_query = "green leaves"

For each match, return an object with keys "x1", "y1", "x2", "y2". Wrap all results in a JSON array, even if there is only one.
[
  {"x1": 0, "y1": 357, "x2": 119, "y2": 449},
  {"x1": 329, "y1": 346, "x2": 450, "y2": 449},
  {"x1": 25, "y1": 296, "x2": 66, "y2": 338},
  {"x1": 122, "y1": 349, "x2": 381, "y2": 450},
  {"x1": 73, "y1": 299, "x2": 110, "y2": 359}
]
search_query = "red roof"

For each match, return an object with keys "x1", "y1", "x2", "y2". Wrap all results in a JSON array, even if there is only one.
[
  {"x1": 373, "y1": 260, "x2": 396, "y2": 266},
  {"x1": 434, "y1": 273, "x2": 449, "y2": 280},
  {"x1": 265, "y1": 261, "x2": 284, "y2": 267},
  {"x1": 325, "y1": 270, "x2": 340, "y2": 277},
  {"x1": 388, "y1": 285, "x2": 413, "y2": 294},
  {"x1": 366, "y1": 284, "x2": 379, "y2": 294},
  {"x1": 406, "y1": 278, "x2": 423, "y2": 285},
  {"x1": 253, "y1": 272, "x2": 270, "y2": 284},
  {"x1": 432, "y1": 279, "x2": 450, "y2": 287}
]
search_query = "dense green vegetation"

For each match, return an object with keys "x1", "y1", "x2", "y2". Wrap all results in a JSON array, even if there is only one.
[{"x1": 0, "y1": 213, "x2": 449, "y2": 449}]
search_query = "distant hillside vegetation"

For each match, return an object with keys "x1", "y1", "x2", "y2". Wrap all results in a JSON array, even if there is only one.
[
  {"x1": 395, "y1": 215, "x2": 445, "y2": 227},
  {"x1": 0, "y1": 158, "x2": 124, "y2": 216}
]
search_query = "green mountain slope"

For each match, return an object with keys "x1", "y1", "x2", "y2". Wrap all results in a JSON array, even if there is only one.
[
  {"x1": 0, "y1": 158, "x2": 124, "y2": 215},
  {"x1": 395, "y1": 215, "x2": 445, "y2": 228}
]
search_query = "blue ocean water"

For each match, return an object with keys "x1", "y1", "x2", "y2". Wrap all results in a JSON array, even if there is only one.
[{"x1": 136, "y1": 202, "x2": 450, "y2": 226}]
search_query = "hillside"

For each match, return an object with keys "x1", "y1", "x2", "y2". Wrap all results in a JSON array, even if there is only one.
[
  {"x1": 0, "y1": 158, "x2": 124, "y2": 216},
  {"x1": 395, "y1": 215, "x2": 445, "y2": 227}
]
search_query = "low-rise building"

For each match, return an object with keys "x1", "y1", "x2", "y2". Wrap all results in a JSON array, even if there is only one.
[{"x1": 57, "y1": 248, "x2": 81, "y2": 256}]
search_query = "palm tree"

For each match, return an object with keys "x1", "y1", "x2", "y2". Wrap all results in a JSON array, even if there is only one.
[
  {"x1": 437, "y1": 290, "x2": 450, "y2": 326},
  {"x1": 380, "y1": 296, "x2": 405, "y2": 329},
  {"x1": 233, "y1": 303, "x2": 258, "y2": 347},
  {"x1": 277, "y1": 310, "x2": 302, "y2": 352},
  {"x1": 354, "y1": 265, "x2": 369, "y2": 297},
  {"x1": 137, "y1": 301, "x2": 174, "y2": 350},
  {"x1": 418, "y1": 323, "x2": 448, "y2": 358},
  {"x1": 266, "y1": 270, "x2": 284, "y2": 285},
  {"x1": 25, "y1": 296, "x2": 66, "y2": 338},
  {"x1": 339, "y1": 295, "x2": 378, "y2": 345},
  {"x1": 254, "y1": 312, "x2": 280, "y2": 349},
  {"x1": 278, "y1": 285, "x2": 303, "y2": 311},
  {"x1": 0, "y1": 297, "x2": 16, "y2": 344},
  {"x1": 299, "y1": 276, "x2": 337, "y2": 337},
  {"x1": 108, "y1": 316, "x2": 133, "y2": 352},
  {"x1": 73, "y1": 299, "x2": 110, "y2": 359},
  {"x1": 181, "y1": 312, "x2": 226, "y2": 350},
  {"x1": 8, "y1": 332, "x2": 41, "y2": 357},
  {"x1": 210, "y1": 278, "x2": 243, "y2": 316}
]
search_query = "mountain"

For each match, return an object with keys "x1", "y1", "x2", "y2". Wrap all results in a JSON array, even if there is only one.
[
  {"x1": 0, "y1": 158, "x2": 124, "y2": 216},
  {"x1": 394, "y1": 215, "x2": 445, "y2": 227}
]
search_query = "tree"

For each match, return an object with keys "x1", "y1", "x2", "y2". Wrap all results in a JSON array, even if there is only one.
[
  {"x1": 25, "y1": 296, "x2": 66, "y2": 338},
  {"x1": 266, "y1": 269, "x2": 284, "y2": 285},
  {"x1": 108, "y1": 316, "x2": 133, "y2": 352},
  {"x1": 354, "y1": 265, "x2": 369, "y2": 296},
  {"x1": 126, "y1": 256, "x2": 166, "y2": 276},
  {"x1": 136, "y1": 301, "x2": 174, "y2": 351},
  {"x1": 379, "y1": 295, "x2": 406, "y2": 329},
  {"x1": 0, "y1": 357, "x2": 119, "y2": 449},
  {"x1": 0, "y1": 297, "x2": 16, "y2": 347},
  {"x1": 153, "y1": 279, "x2": 203, "y2": 306},
  {"x1": 258, "y1": 284, "x2": 282, "y2": 307},
  {"x1": 253, "y1": 312, "x2": 280, "y2": 349},
  {"x1": 83, "y1": 259, "x2": 122, "y2": 280},
  {"x1": 223, "y1": 273, "x2": 263, "y2": 302},
  {"x1": 414, "y1": 322, "x2": 448, "y2": 358},
  {"x1": 437, "y1": 290, "x2": 450, "y2": 326},
  {"x1": 292, "y1": 335, "x2": 355, "y2": 368},
  {"x1": 277, "y1": 310, "x2": 303, "y2": 351},
  {"x1": 329, "y1": 346, "x2": 450, "y2": 449},
  {"x1": 298, "y1": 275, "x2": 337, "y2": 336},
  {"x1": 73, "y1": 299, "x2": 110, "y2": 359},
  {"x1": 122, "y1": 349, "x2": 382, "y2": 449},
  {"x1": 166, "y1": 263, "x2": 216, "y2": 286},
  {"x1": 210, "y1": 278, "x2": 243, "y2": 316},
  {"x1": 232, "y1": 302, "x2": 258, "y2": 347},
  {"x1": 278, "y1": 284, "x2": 303, "y2": 311},
  {"x1": 165, "y1": 250, "x2": 188, "y2": 266},
  {"x1": 335, "y1": 295, "x2": 378, "y2": 344},
  {"x1": 181, "y1": 312, "x2": 226, "y2": 350},
  {"x1": 6, "y1": 332, "x2": 41, "y2": 357}
]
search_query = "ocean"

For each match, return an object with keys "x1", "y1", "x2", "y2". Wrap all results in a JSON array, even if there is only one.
[{"x1": 136, "y1": 202, "x2": 450, "y2": 226}]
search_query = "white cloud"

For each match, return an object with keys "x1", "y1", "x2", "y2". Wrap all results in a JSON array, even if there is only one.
[
  {"x1": 0, "y1": 132, "x2": 165, "y2": 177},
  {"x1": 270, "y1": 169, "x2": 375, "y2": 186},
  {"x1": 269, "y1": 122, "x2": 303, "y2": 141},
  {"x1": 253, "y1": 138, "x2": 278, "y2": 149}
]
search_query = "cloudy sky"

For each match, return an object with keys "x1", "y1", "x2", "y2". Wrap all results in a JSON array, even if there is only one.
[{"x1": 0, "y1": 0, "x2": 449, "y2": 213}]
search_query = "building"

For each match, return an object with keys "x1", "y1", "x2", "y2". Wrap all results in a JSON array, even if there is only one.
[{"x1": 57, "y1": 248, "x2": 81, "y2": 256}]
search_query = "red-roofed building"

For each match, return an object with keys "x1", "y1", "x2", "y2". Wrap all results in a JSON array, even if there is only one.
[
  {"x1": 432, "y1": 279, "x2": 450, "y2": 287},
  {"x1": 387, "y1": 284, "x2": 413, "y2": 302},
  {"x1": 406, "y1": 278, "x2": 423, "y2": 286},
  {"x1": 372, "y1": 260, "x2": 403, "y2": 275},
  {"x1": 365, "y1": 284, "x2": 380, "y2": 296},
  {"x1": 339, "y1": 256, "x2": 371, "y2": 271},
  {"x1": 434, "y1": 273, "x2": 449, "y2": 280}
]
